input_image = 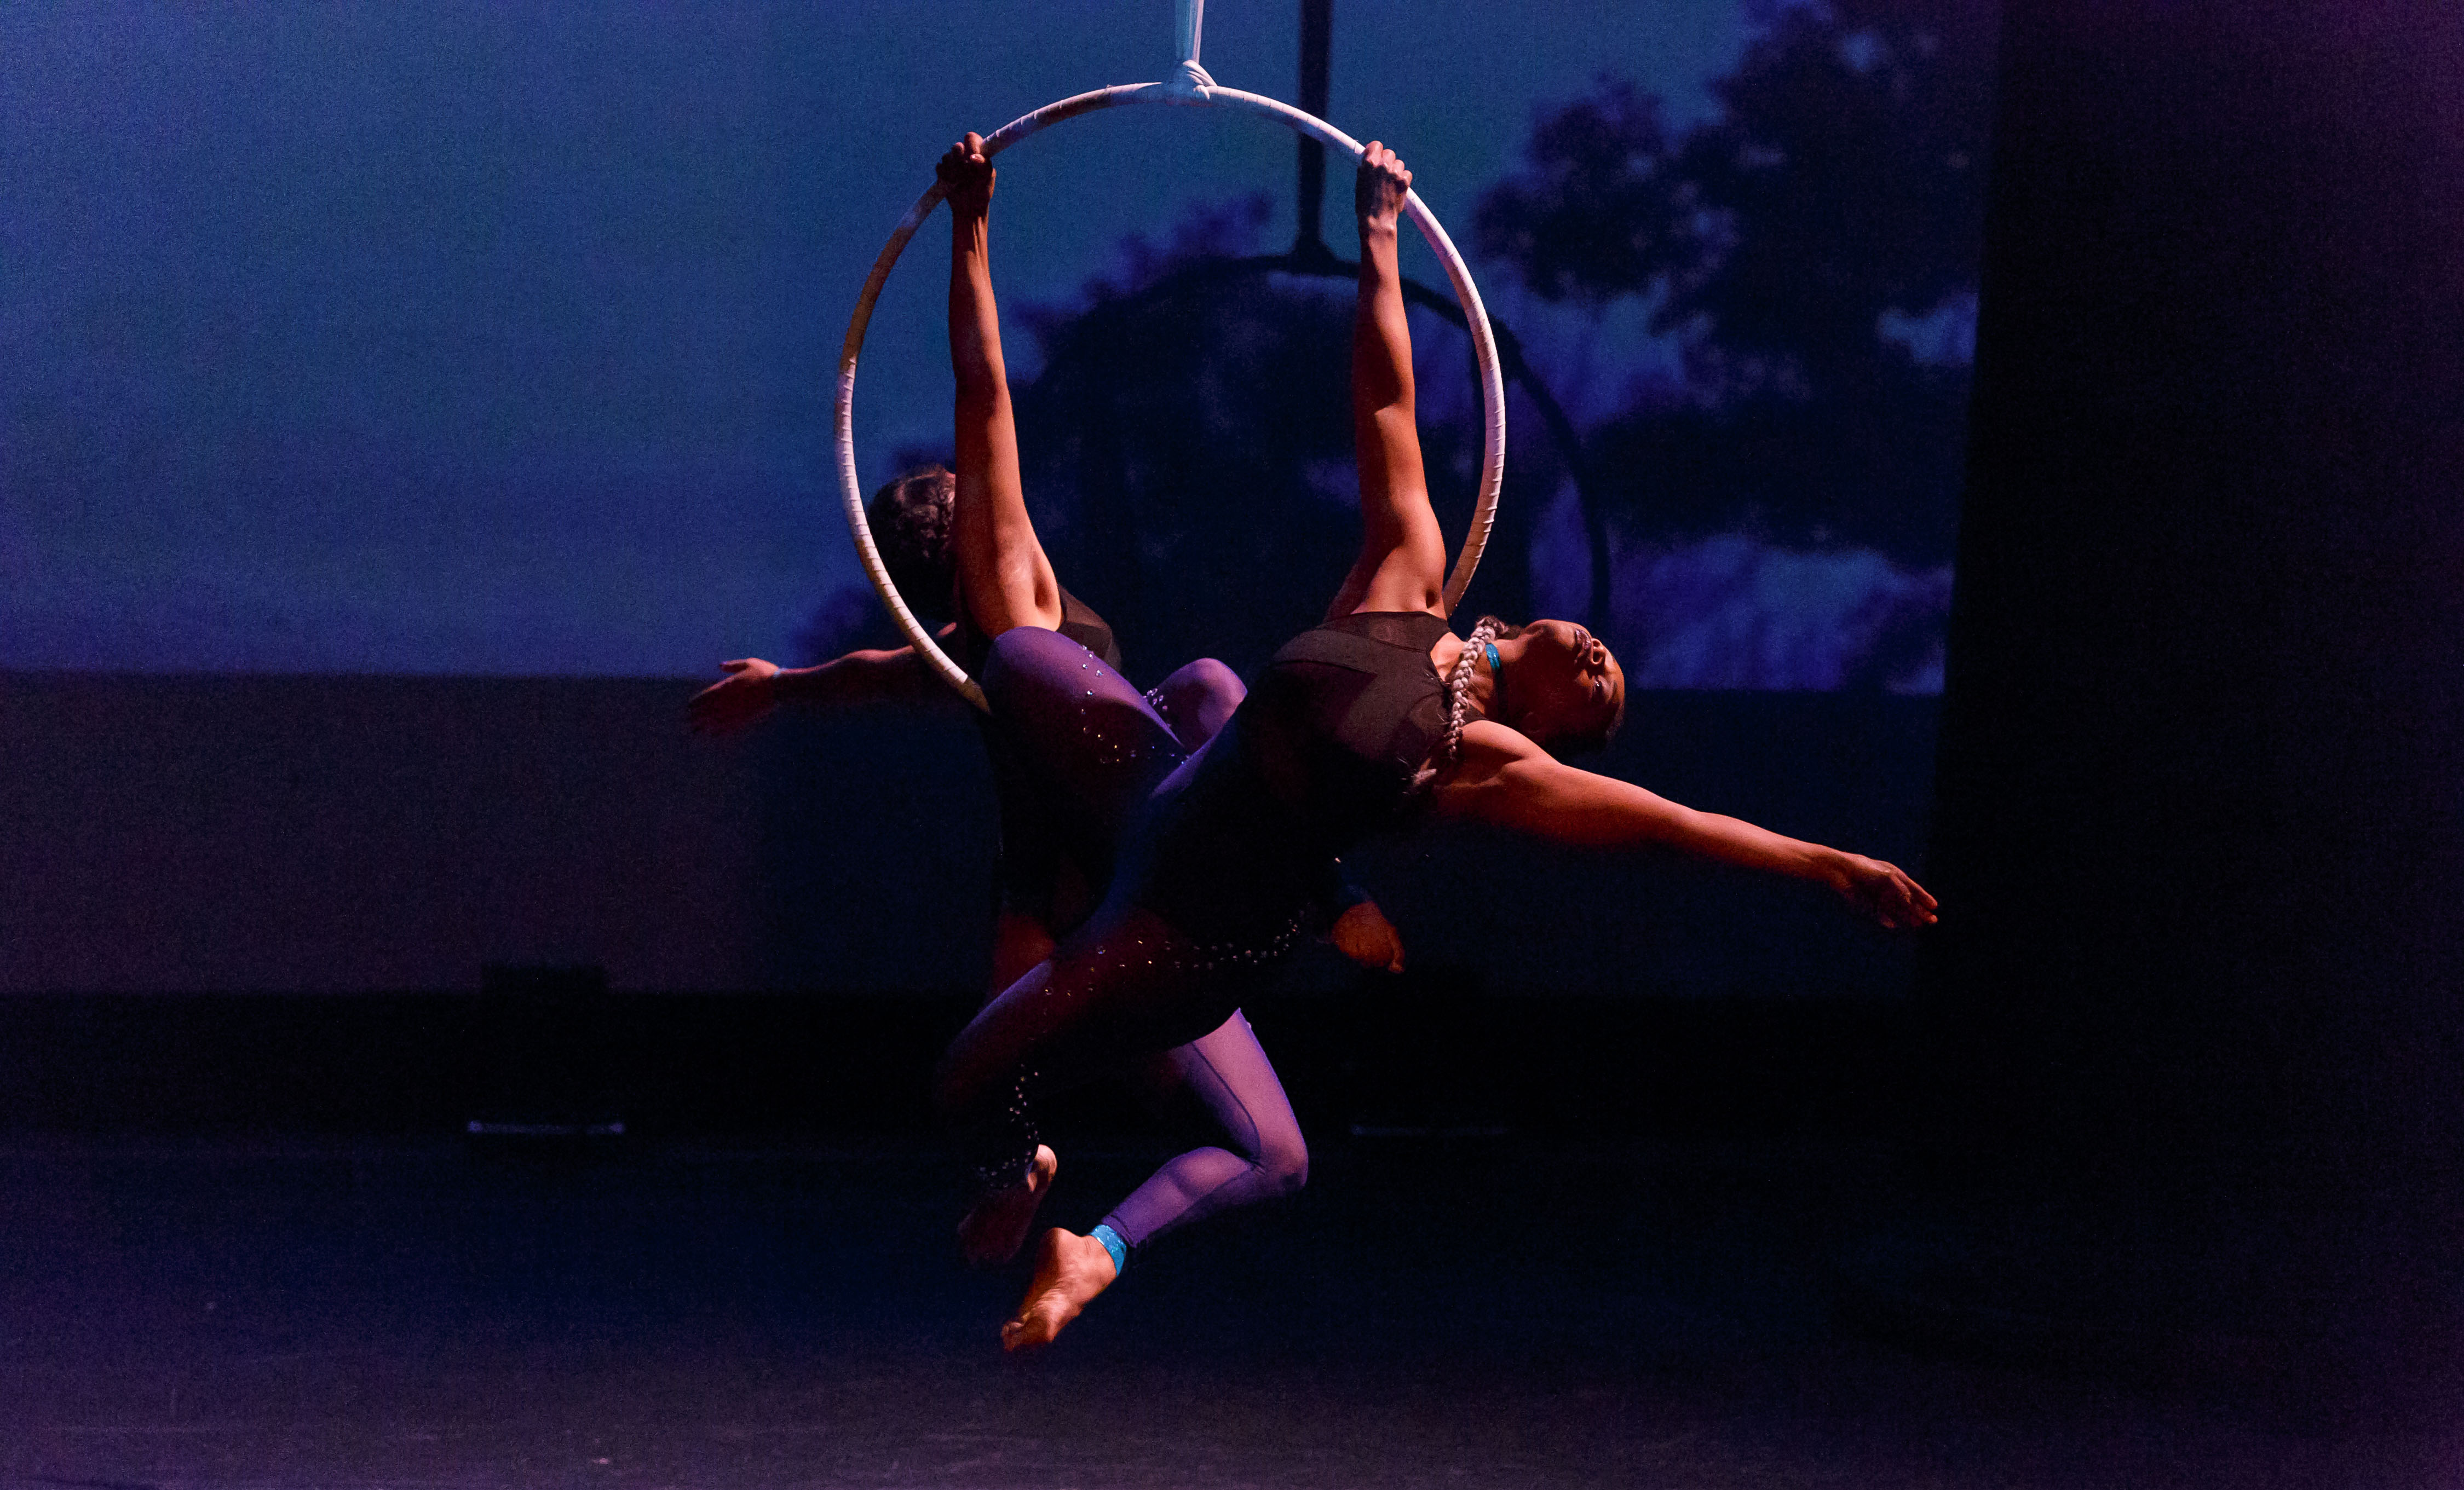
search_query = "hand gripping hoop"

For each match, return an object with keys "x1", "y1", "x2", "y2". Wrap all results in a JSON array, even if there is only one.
[{"x1": 834, "y1": 15, "x2": 1506, "y2": 709}]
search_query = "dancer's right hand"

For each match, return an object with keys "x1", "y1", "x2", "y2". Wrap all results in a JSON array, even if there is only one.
[
  {"x1": 689, "y1": 657, "x2": 780, "y2": 735},
  {"x1": 938, "y1": 132, "x2": 996, "y2": 217}
]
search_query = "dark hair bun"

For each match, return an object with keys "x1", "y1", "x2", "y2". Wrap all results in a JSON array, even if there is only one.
[{"x1": 866, "y1": 466, "x2": 958, "y2": 617}]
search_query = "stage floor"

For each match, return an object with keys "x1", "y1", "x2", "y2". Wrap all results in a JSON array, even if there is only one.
[{"x1": 0, "y1": 1135, "x2": 2445, "y2": 1488}]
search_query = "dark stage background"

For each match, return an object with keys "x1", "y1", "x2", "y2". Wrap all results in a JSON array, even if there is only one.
[
  {"x1": 1912, "y1": 0, "x2": 2464, "y2": 1414},
  {"x1": 0, "y1": 671, "x2": 1935, "y2": 1132}
]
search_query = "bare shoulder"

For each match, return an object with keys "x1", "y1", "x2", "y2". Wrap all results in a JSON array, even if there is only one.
[
  {"x1": 1434, "y1": 720, "x2": 1697, "y2": 847},
  {"x1": 1433, "y1": 719, "x2": 1551, "y2": 804},
  {"x1": 1458, "y1": 717, "x2": 1548, "y2": 765}
]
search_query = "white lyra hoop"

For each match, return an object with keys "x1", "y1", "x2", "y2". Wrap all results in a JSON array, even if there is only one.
[{"x1": 834, "y1": 5, "x2": 1507, "y2": 709}]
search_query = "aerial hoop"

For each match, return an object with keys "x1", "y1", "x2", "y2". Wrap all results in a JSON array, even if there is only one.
[{"x1": 835, "y1": 8, "x2": 1506, "y2": 709}]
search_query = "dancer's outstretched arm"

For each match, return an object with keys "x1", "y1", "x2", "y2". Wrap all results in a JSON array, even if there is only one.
[
  {"x1": 1327, "y1": 144, "x2": 1449, "y2": 622},
  {"x1": 942, "y1": 133, "x2": 1062, "y2": 638},
  {"x1": 1436, "y1": 720, "x2": 1940, "y2": 929},
  {"x1": 688, "y1": 633, "x2": 960, "y2": 735}
]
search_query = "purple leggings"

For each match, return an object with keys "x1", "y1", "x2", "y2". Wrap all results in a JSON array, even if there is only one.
[{"x1": 934, "y1": 626, "x2": 1306, "y2": 1254}]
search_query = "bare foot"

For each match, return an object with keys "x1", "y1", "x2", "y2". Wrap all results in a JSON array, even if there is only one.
[
  {"x1": 956, "y1": 1145, "x2": 1056, "y2": 1267},
  {"x1": 1001, "y1": 1227, "x2": 1118, "y2": 1352}
]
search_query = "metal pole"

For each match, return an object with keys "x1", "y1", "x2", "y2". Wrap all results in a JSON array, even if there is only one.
[{"x1": 1295, "y1": 0, "x2": 1333, "y2": 257}]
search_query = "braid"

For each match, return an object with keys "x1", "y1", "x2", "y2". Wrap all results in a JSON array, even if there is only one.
[{"x1": 1441, "y1": 617, "x2": 1500, "y2": 770}]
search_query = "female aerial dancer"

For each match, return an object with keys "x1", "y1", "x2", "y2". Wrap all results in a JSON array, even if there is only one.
[
  {"x1": 935, "y1": 140, "x2": 1939, "y2": 1353},
  {"x1": 690, "y1": 467, "x2": 1384, "y2": 990},
  {"x1": 693, "y1": 132, "x2": 1403, "y2": 1269}
]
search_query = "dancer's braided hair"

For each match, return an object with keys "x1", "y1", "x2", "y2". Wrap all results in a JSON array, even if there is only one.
[{"x1": 1439, "y1": 617, "x2": 1501, "y2": 771}]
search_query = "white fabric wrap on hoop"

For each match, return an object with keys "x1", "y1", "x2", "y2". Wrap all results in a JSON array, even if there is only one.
[{"x1": 834, "y1": 82, "x2": 1507, "y2": 710}]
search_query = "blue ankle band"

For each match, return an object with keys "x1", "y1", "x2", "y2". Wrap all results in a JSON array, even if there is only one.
[{"x1": 1090, "y1": 1223, "x2": 1128, "y2": 1276}]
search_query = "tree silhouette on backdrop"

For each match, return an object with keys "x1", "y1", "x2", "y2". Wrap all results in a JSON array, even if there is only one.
[{"x1": 1476, "y1": 0, "x2": 1994, "y2": 566}]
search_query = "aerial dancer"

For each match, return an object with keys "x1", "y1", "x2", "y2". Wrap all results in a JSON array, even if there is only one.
[
  {"x1": 692, "y1": 468, "x2": 1385, "y2": 988},
  {"x1": 693, "y1": 131, "x2": 1403, "y2": 1268},
  {"x1": 935, "y1": 141, "x2": 1938, "y2": 1352}
]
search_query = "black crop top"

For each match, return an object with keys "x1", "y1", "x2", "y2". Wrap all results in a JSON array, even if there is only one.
[
  {"x1": 1128, "y1": 611, "x2": 1450, "y2": 945},
  {"x1": 951, "y1": 587, "x2": 1124, "y2": 678}
]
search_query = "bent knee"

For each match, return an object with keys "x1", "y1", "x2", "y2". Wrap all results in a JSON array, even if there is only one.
[
  {"x1": 1170, "y1": 656, "x2": 1242, "y2": 703},
  {"x1": 1256, "y1": 1136, "x2": 1309, "y2": 1197},
  {"x1": 1155, "y1": 657, "x2": 1245, "y2": 747}
]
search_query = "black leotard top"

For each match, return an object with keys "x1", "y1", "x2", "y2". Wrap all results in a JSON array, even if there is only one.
[
  {"x1": 950, "y1": 588, "x2": 1123, "y2": 679},
  {"x1": 955, "y1": 589, "x2": 1127, "y2": 929},
  {"x1": 1130, "y1": 610, "x2": 1451, "y2": 947}
]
